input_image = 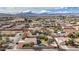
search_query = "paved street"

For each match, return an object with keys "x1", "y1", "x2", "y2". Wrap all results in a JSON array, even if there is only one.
[
  {"x1": 6, "y1": 49, "x2": 59, "y2": 51},
  {"x1": 6, "y1": 47, "x2": 79, "y2": 51}
]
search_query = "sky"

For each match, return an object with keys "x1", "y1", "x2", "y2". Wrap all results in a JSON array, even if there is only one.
[{"x1": 0, "y1": 7, "x2": 79, "y2": 14}]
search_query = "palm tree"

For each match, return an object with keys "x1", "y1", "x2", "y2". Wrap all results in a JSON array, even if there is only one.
[
  {"x1": 52, "y1": 36, "x2": 60, "y2": 48},
  {"x1": 48, "y1": 33, "x2": 60, "y2": 49}
]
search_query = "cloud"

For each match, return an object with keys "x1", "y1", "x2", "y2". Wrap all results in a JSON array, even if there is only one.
[
  {"x1": 52, "y1": 11, "x2": 68, "y2": 13},
  {"x1": 0, "y1": 7, "x2": 78, "y2": 14},
  {"x1": 22, "y1": 10, "x2": 31, "y2": 13},
  {"x1": 38, "y1": 10, "x2": 52, "y2": 14}
]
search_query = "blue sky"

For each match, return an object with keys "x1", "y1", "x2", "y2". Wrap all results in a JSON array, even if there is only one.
[{"x1": 0, "y1": 7, "x2": 79, "y2": 14}]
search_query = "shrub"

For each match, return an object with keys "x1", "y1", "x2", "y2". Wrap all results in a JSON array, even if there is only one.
[
  {"x1": 67, "y1": 33, "x2": 76, "y2": 38},
  {"x1": 75, "y1": 32, "x2": 79, "y2": 37},
  {"x1": 29, "y1": 42, "x2": 34, "y2": 47},
  {"x1": 68, "y1": 39, "x2": 76, "y2": 46},
  {"x1": 24, "y1": 42, "x2": 34, "y2": 47},
  {"x1": 39, "y1": 36, "x2": 48, "y2": 41},
  {"x1": 24, "y1": 44, "x2": 30, "y2": 47}
]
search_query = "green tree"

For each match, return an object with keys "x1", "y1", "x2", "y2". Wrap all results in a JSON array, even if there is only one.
[
  {"x1": 75, "y1": 32, "x2": 79, "y2": 37},
  {"x1": 68, "y1": 39, "x2": 76, "y2": 46},
  {"x1": 67, "y1": 33, "x2": 76, "y2": 38}
]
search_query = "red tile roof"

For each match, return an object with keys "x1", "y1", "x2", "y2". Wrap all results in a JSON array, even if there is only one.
[{"x1": 17, "y1": 43, "x2": 24, "y2": 49}]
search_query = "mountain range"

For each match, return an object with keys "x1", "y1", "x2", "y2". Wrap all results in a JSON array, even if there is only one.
[{"x1": 0, "y1": 11, "x2": 79, "y2": 17}]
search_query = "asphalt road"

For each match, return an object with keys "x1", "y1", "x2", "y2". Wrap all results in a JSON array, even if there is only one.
[
  {"x1": 6, "y1": 48, "x2": 79, "y2": 51},
  {"x1": 6, "y1": 49, "x2": 58, "y2": 51}
]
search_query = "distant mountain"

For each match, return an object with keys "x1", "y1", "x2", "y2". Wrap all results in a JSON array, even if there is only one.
[
  {"x1": 15, "y1": 12, "x2": 79, "y2": 16},
  {"x1": 15, "y1": 11, "x2": 61, "y2": 16},
  {"x1": 0, "y1": 12, "x2": 79, "y2": 17},
  {"x1": 0, "y1": 13, "x2": 14, "y2": 17},
  {"x1": 15, "y1": 11, "x2": 37, "y2": 16}
]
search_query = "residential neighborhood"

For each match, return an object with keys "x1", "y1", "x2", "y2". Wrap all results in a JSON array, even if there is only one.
[{"x1": 0, "y1": 15, "x2": 79, "y2": 51}]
